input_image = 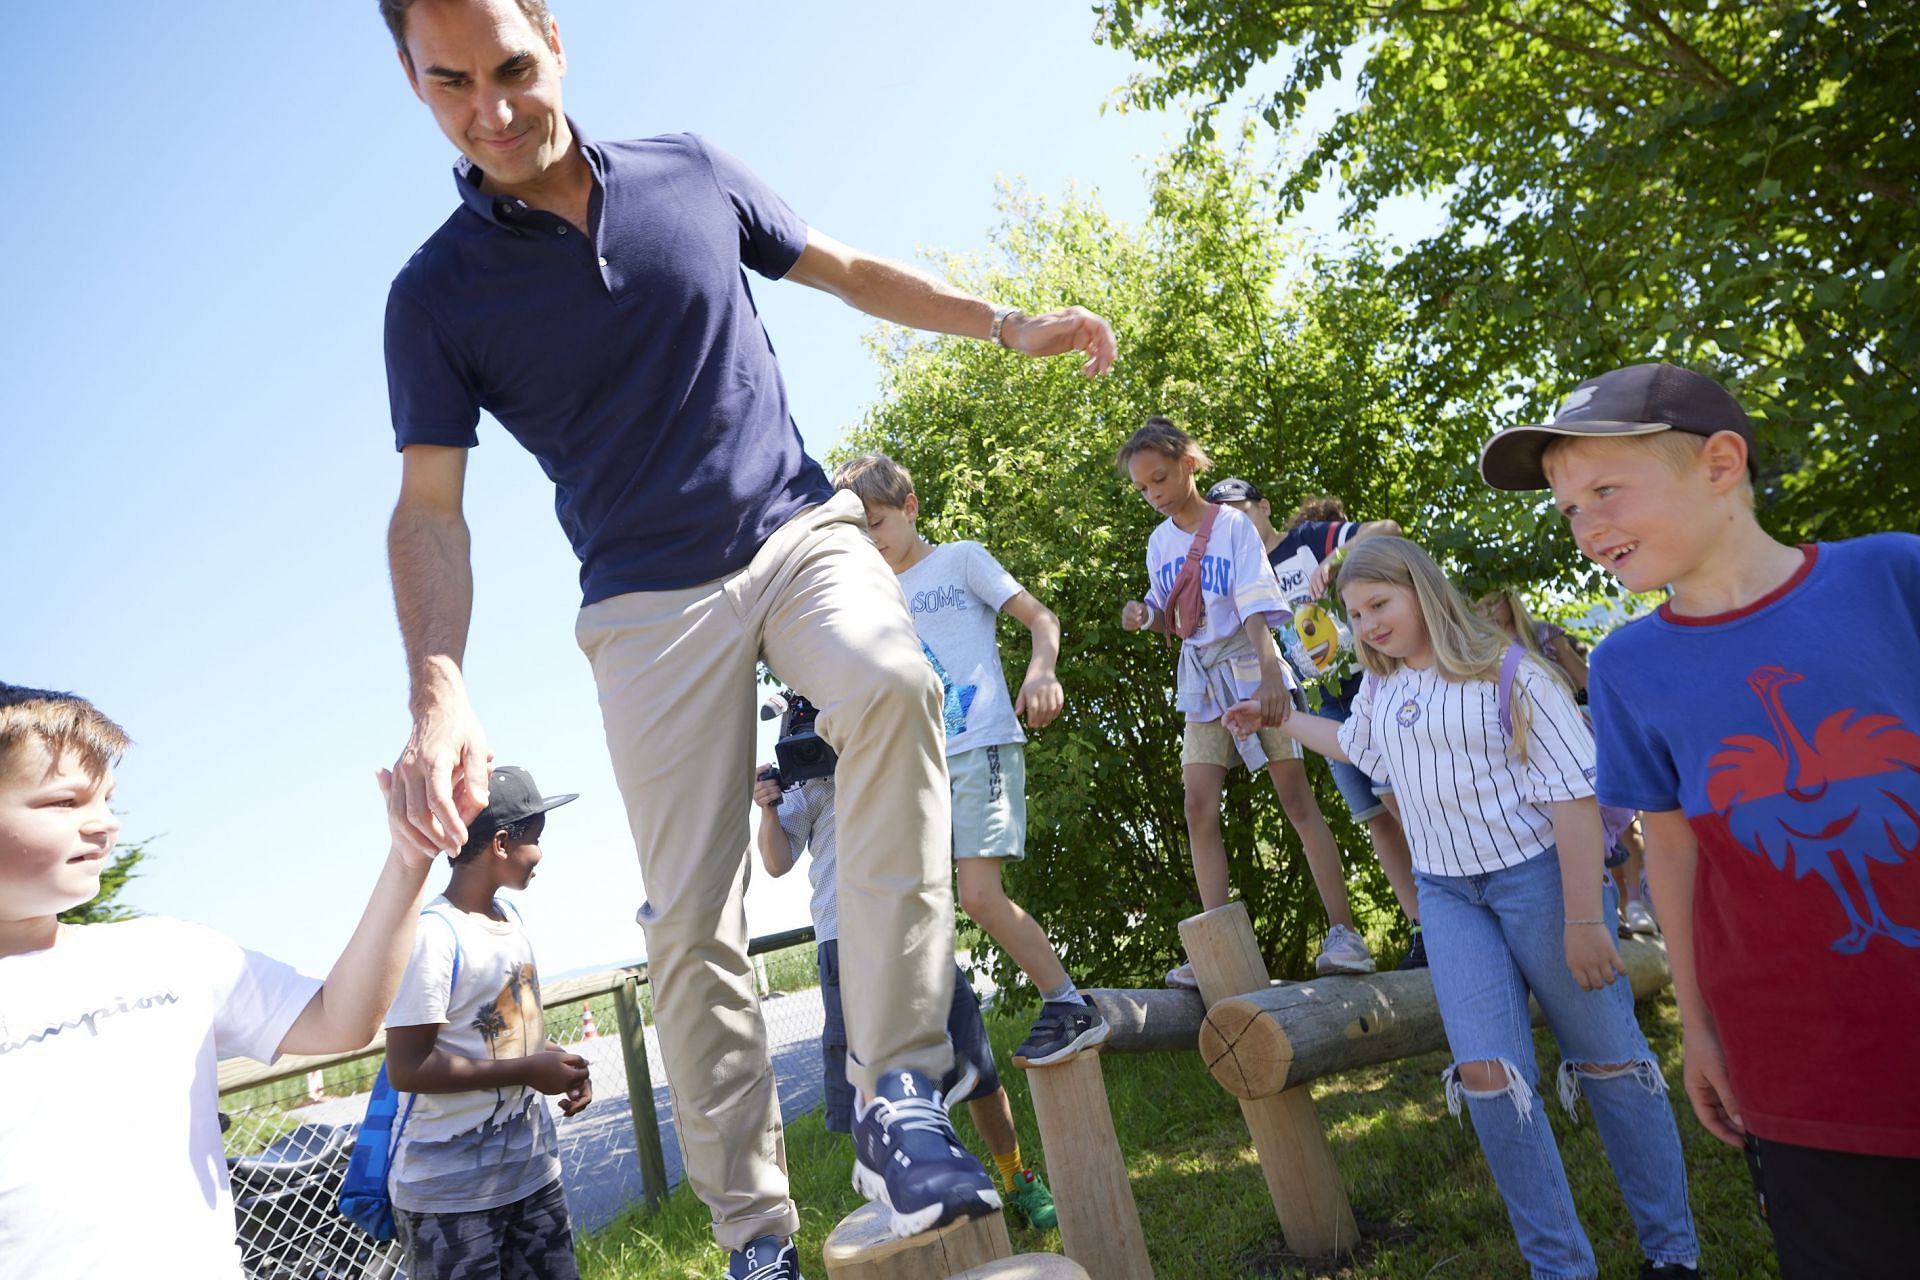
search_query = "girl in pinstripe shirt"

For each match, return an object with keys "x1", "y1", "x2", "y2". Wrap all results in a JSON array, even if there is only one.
[{"x1": 1228, "y1": 536, "x2": 1699, "y2": 1280}]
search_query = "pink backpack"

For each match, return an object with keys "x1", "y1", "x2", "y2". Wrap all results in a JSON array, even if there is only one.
[
  {"x1": 1163, "y1": 503, "x2": 1222, "y2": 646},
  {"x1": 1495, "y1": 642, "x2": 1635, "y2": 851}
]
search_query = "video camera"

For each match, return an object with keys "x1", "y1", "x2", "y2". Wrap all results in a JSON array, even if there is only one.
[{"x1": 758, "y1": 689, "x2": 837, "y2": 788}]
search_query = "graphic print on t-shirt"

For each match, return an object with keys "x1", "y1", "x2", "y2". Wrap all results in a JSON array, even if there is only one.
[
  {"x1": 922, "y1": 641, "x2": 977, "y2": 737},
  {"x1": 1706, "y1": 665, "x2": 1920, "y2": 954}
]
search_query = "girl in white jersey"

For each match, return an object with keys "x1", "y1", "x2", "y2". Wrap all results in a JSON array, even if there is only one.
[
  {"x1": 1228, "y1": 536, "x2": 1700, "y2": 1280},
  {"x1": 1116, "y1": 416, "x2": 1377, "y2": 988}
]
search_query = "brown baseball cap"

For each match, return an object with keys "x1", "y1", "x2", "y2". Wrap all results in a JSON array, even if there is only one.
[{"x1": 1479, "y1": 363, "x2": 1754, "y2": 491}]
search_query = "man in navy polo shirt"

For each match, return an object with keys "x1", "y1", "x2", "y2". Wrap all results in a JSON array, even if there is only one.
[{"x1": 372, "y1": 1, "x2": 1116, "y2": 1271}]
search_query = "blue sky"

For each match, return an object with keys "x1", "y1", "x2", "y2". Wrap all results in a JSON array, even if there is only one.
[{"x1": 9, "y1": 3, "x2": 1432, "y2": 976}]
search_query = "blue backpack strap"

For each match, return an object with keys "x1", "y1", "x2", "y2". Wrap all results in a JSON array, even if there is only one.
[{"x1": 1495, "y1": 642, "x2": 1526, "y2": 739}]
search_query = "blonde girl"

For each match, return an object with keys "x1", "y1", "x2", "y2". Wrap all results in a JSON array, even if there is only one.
[
  {"x1": 1230, "y1": 537, "x2": 1698, "y2": 1280},
  {"x1": 1479, "y1": 585, "x2": 1590, "y2": 697},
  {"x1": 1115, "y1": 417, "x2": 1376, "y2": 987}
]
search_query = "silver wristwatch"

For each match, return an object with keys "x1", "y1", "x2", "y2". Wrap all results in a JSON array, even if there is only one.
[{"x1": 988, "y1": 305, "x2": 1017, "y2": 347}]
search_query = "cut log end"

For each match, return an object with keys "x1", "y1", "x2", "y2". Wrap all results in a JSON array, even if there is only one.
[
  {"x1": 823, "y1": 1201, "x2": 1011, "y2": 1280},
  {"x1": 951, "y1": 1255, "x2": 1091, "y2": 1279}
]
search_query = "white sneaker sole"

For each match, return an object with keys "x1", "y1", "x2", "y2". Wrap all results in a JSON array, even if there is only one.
[
  {"x1": 1315, "y1": 954, "x2": 1378, "y2": 976},
  {"x1": 1013, "y1": 1017, "x2": 1113, "y2": 1068},
  {"x1": 850, "y1": 1158, "x2": 1002, "y2": 1239}
]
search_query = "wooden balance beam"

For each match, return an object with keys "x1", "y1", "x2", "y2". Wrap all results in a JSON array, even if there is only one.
[
  {"x1": 1018, "y1": 1049, "x2": 1155, "y2": 1279},
  {"x1": 1201, "y1": 935, "x2": 1672, "y2": 1099},
  {"x1": 822, "y1": 1201, "x2": 1011, "y2": 1280}
]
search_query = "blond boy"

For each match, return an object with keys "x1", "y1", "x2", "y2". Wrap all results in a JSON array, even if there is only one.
[
  {"x1": 1481, "y1": 362, "x2": 1920, "y2": 1279},
  {"x1": 0, "y1": 684, "x2": 435, "y2": 1278}
]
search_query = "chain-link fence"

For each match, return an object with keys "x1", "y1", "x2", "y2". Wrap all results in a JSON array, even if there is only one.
[{"x1": 217, "y1": 928, "x2": 826, "y2": 1279}]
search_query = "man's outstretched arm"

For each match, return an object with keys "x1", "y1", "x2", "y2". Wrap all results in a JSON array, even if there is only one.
[
  {"x1": 784, "y1": 229, "x2": 1117, "y2": 377},
  {"x1": 387, "y1": 444, "x2": 491, "y2": 859}
]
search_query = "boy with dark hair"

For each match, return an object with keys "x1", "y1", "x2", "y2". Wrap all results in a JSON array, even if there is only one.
[
  {"x1": 384, "y1": 765, "x2": 592, "y2": 1280},
  {"x1": 833, "y1": 453, "x2": 1110, "y2": 1066},
  {"x1": 752, "y1": 765, "x2": 1056, "y2": 1229},
  {"x1": 0, "y1": 684, "x2": 436, "y2": 1278},
  {"x1": 1482, "y1": 361, "x2": 1920, "y2": 1278},
  {"x1": 1206, "y1": 477, "x2": 1424, "y2": 969}
]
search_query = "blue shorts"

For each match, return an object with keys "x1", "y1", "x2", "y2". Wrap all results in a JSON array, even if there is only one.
[
  {"x1": 817, "y1": 940, "x2": 999, "y2": 1132},
  {"x1": 1308, "y1": 691, "x2": 1393, "y2": 822}
]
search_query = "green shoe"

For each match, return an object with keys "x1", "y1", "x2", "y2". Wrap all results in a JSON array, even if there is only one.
[{"x1": 1004, "y1": 1169, "x2": 1057, "y2": 1229}]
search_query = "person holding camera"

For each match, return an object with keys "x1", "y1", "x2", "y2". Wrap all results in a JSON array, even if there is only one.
[{"x1": 751, "y1": 755, "x2": 1058, "y2": 1229}]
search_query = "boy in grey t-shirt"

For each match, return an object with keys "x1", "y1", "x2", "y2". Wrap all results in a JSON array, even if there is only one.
[
  {"x1": 384, "y1": 767, "x2": 593, "y2": 1280},
  {"x1": 833, "y1": 454, "x2": 1110, "y2": 1067}
]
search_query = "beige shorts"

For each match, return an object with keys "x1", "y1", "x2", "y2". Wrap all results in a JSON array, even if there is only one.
[{"x1": 1181, "y1": 719, "x2": 1301, "y2": 770}]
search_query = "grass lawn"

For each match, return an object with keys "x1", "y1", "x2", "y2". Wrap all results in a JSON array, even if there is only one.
[{"x1": 578, "y1": 994, "x2": 1777, "y2": 1278}]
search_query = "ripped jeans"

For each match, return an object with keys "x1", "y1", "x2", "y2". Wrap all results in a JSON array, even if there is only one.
[{"x1": 1418, "y1": 851, "x2": 1698, "y2": 1280}]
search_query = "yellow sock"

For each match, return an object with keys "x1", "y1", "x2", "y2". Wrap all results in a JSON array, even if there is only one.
[{"x1": 994, "y1": 1146, "x2": 1023, "y2": 1193}]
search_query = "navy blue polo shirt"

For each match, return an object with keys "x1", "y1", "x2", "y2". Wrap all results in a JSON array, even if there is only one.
[{"x1": 384, "y1": 129, "x2": 834, "y2": 603}]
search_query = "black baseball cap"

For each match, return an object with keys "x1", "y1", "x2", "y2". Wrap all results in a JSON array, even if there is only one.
[
  {"x1": 1205, "y1": 477, "x2": 1264, "y2": 504},
  {"x1": 1479, "y1": 363, "x2": 1755, "y2": 491},
  {"x1": 470, "y1": 766, "x2": 577, "y2": 840}
]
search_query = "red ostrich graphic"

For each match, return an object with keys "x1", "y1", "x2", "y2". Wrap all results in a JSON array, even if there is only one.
[{"x1": 1707, "y1": 666, "x2": 1920, "y2": 953}]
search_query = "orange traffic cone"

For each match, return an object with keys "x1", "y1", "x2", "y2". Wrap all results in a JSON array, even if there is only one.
[{"x1": 580, "y1": 1006, "x2": 598, "y2": 1041}]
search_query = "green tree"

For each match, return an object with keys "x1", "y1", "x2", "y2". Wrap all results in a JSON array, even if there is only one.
[
  {"x1": 837, "y1": 148, "x2": 1438, "y2": 988},
  {"x1": 1098, "y1": 1, "x2": 1919, "y2": 549},
  {"x1": 57, "y1": 839, "x2": 149, "y2": 925}
]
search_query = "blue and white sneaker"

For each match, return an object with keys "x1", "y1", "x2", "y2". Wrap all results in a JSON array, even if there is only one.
[
  {"x1": 851, "y1": 1069, "x2": 1001, "y2": 1238},
  {"x1": 726, "y1": 1234, "x2": 801, "y2": 1280}
]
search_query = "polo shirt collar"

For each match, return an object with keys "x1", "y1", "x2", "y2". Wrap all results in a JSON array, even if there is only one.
[{"x1": 452, "y1": 117, "x2": 600, "y2": 233}]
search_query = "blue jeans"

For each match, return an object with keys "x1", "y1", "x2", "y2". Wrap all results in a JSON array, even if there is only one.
[{"x1": 1418, "y1": 851, "x2": 1697, "y2": 1279}]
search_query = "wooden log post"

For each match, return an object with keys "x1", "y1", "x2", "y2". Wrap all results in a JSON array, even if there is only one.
[
  {"x1": 1020, "y1": 1051, "x2": 1155, "y2": 1280},
  {"x1": 1202, "y1": 937, "x2": 1672, "y2": 1099},
  {"x1": 1083, "y1": 987, "x2": 1207, "y2": 1054},
  {"x1": 951, "y1": 1255, "x2": 1092, "y2": 1279},
  {"x1": 1180, "y1": 903, "x2": 1360, "y2": 1259},
  {"x1": 822, "y1": 1201, "x2": 1011, "y2": 1280}
]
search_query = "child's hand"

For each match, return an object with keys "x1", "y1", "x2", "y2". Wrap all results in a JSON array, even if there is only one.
[
  {"x1": 1681, "y1": 1023, "x2": 1746, "y2": 1148},
  {"x1": 1252, "y1": 671, "x2": 1292, "y2": 730},
  {"x1": 752, "y1": 766, "x2": 783, "y2": 809},
  {"x1": 558, "y1": 1076, "x2": 594, "y2": 1117},
  {"x1": 1015, "y1": 673, "x2": 1064, "y2": 729},
  {"x1": 376, "y1": 768, "x2": 439, "y2": 871},
  {"x1": 524, "y1": 1048, "x2": 592, "y2": 1097},
  {"x1": 1562, "y1": 922, "x2": 1627, "y2": 991},
  {"x1": 1120, "y1": 600, "x2": 1150, "y2": 632},
  {"x1": 1307, "y1": 562, "x2": 1335, "y2": 601},
  {"x1": 1222, "y1": 700, "x2": 1268, "y2": 739}
]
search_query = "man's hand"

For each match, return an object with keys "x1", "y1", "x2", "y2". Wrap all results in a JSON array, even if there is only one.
[
  {"x1": 1002, "y1": 306, "x2": 1118, "y2": 378},
  {"x1": 523, "y1": 1048, "x2": 592, "y2": 1098},
  {"x1": 753, "y1": 766, "x2": 783, "y2": 810},
  {"x1": 1681, "y1": 1023, "x2": 1746, "y2": 1147},
  {"x1": 1121, "y1": 600, "x2": 1151, "y2": 632},
  {"x1": 1562, "y1": 921, "x2": 1627, "y2": 991},
  {"x1": 1015, "y1": 672, "x2": 1064, "y2": 729},
  {"x1": 390, "y1": 695, "x2": 492, "y2": 860}
]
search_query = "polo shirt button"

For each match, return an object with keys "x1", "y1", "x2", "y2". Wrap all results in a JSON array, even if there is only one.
[
  {"x1": 598, "y1": 256, "x2": 608, "y2": 267},
  {"x1": 557, "y1": 225, "x2": 568, "y2": 235}
]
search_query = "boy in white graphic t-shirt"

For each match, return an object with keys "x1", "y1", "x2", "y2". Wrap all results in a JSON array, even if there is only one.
[
  {"x1": 0, "y1": 684, "x2": 437, "y2": 1280},
  {"x1": 384, "y1": 766, "x2": 592, "y2": 1279},
  {"x1": 833, "y1": 453, "x2": 1111, "y2": 1069}
]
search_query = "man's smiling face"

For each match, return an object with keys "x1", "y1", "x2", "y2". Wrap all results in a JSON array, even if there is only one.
[{"x1": 401, "y1": 0, "x2": 571, "y2": 191}]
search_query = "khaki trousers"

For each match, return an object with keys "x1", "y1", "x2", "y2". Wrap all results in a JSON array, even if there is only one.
[{"x1": 574, "y1": 489, "x2": 955, "y2": 1249}]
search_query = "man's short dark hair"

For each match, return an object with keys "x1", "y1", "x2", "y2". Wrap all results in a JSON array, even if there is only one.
[{"x1": 377, "y1": 0, "x2": 555, "y2": 62}]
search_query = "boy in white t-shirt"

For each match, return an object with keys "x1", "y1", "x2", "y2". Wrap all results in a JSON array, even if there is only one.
[
  {"x1": 0, "y1": 684, "x2": 437, "y2": 1280},
  {"x1": 833, "y1": 454, "x2": 1111, "y2": 1069},
  {"x1": 384, "y1": 765, "x2": 592, "y2": 1280}
]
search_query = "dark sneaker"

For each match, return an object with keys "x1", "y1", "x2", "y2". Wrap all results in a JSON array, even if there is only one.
[
  {"x1": 1004, "y1": 1168, "x2": 1058, "y2": 1229},
  {"x1": 1395, "y1": 927, "x2": 1429, "y2": 971},
  {"x1": 1013, "y1": 999, "x2": 1112, "y2": 1067},
  {"x1": 851, "y1": 1069, "x2": 1000, "y2": 1238},
  {"x1": 1637, "y1": 1264, "x2": 1699, "y2": 1279},
  {"x1": 726, "y1": 1234, "x2": 802, "y2": 1280}
]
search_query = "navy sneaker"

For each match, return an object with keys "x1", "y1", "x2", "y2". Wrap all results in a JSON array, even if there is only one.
[
  {"x1": 1395, "y1": 926, "x2": 1429, "y2": 971},
  {"x1": 1013, "y1": 999, "x2": 1112, "y2": 1067},
  {"x1": 851, "y1": 1069, "x2": 1001, "y2": 1238},
  {"x1": 726, "y1": 1234, "x2": 801, "y2": 1280}
]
